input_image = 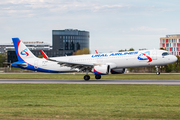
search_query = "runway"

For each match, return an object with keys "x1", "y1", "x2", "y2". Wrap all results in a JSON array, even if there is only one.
[{"x1": 0, "y1": 79, "x2": 180, "y2": 85}]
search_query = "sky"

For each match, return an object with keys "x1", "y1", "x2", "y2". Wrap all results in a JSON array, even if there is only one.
[{"x1": 0, "y1": 0, "x2": 180, "y2": 53}]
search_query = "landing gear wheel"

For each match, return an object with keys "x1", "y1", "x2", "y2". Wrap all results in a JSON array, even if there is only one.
[
  {"x1": 155, "y1": 66, "x2": 160, "y2": 75},
  {"x1": 95, "y1": 75, "x2": 101, "y2": 79},
  {"x1": 84, "y1": 75, "x2": 90, "y2": 81},
  {"x1": 156, "y1": 72, "x2": 160, "y2": 75}
]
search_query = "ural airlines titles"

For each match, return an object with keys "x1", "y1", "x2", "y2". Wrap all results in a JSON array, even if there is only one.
[{"x1": 91, "y1": 51, "x2": 139, "y2": 58}]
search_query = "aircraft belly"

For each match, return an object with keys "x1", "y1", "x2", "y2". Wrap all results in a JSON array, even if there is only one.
[
  {"x1": 116, "y1": 58, "x2": 154, "y2": 68},
  {"x1": 25, "y1": 59, "x2": 73, "y2": 72}
]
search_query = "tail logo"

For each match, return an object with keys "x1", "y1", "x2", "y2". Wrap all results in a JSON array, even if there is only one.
[
  {"x1": 20, "y1": 48, "x2": 29, "y2": 56},
  {"x1": 137, "y1": 51, "x2": 152, "y2": 63}
]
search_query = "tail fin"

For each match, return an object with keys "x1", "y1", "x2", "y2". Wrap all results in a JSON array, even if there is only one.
[{"x1": 12, "y1": 38, "x2": 36, "y2": 62}]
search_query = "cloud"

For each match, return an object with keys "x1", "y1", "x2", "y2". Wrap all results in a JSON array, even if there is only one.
[
  {"x1": 0, "y1": 1, "x2": 142, "y2": 17},
  {"x1": 0, "y1": 1, "x2": 126, "y2": 19},
  {"x1": 0, "y1": 0, "x2": 46, "y2": 4},
  {"x1": 0, "y1": 0, "x2": 176, "y2": 19}
]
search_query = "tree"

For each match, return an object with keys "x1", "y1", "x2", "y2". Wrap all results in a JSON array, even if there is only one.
[
  {"x1": 38, "y1": 55, "x2": 44, "y2": 58},
  {"x1": 118, "y1": 49, "x2": 125, "y2": 52},
  {"x1": 75, "y1": 50, "x2": 82, "y2": 55},
  {"x1": 160, "y1": 47, "x2": 166, "y2": 50},
  {"x1": 82, "y1": 48, "x2": 90, "y2": 54},
  {"x1": 0, "y1": 53, "x2": 6, "y2": 67},
  {"x1": 119, "y1": 48, "x2": 134, "y2": 52},
  {"x1": 165, "y1": 64, "x2": 173, "y2": 73},
  {"x1": 174, "y1": 55, "x2": 180, "y2": 72},
  {"x1": 75, "y1": 48, "x2": 90, "y2": 55},
  {"x1": 164, "y1": 55, "x2": 180, "y2": 73},
  {"x1": 129, "y1": 48, "x2": 134, "y2": 51}
]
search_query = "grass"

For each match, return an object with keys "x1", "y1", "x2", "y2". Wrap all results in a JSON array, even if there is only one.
[
  {"x1": 0, "y1": 84, "x2": 179, "y2": 119},
  {"x1": 0, "y1": 73, "x2": 180, "y2": 80}
]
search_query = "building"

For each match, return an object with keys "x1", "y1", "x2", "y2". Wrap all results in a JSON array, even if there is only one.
[
  {"x1": 0, "y1": 41, "x2": 52, "y2": 53},
  {"x1": 4, "y1": 41, "x2": 52, "y2": 63},
  {"x1": 6, "y1": 29, "x2": 90, "y2": 63},
  {"x1": 52, "y1": 29, "x2": 89, "y2": 56},
  {"x1": 160, "y1": 34, "x2": 180, "y2": 55},
  {"x1": 7, "y1": 49, "x2": 59, "y2": 63}
]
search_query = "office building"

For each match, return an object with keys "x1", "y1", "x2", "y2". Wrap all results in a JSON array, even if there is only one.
[
  {"x1": 52, "y1": 29, "x2": 89, "y2": 55},
  {"x1": 160, "y1": 34, "x2": 180, "y2": 55},
  {"x1": 6, "y1": 29, "x2": 90, "y2": 63}
]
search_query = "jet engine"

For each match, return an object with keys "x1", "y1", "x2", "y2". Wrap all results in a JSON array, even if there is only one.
[
  {"x1": 111, "y1": 68, "x2": 126, "y2": 74},
  {"x1": 93, "y1": 65, "x2": 110, "y2": 75}
]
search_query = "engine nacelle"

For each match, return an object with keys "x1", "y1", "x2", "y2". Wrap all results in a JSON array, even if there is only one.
[
  {"x1": 111, "y1": 68, "x2": 126, "y2": 74},
  {"x1": 93, "y1": 65, "x2": 110, "y2": 75}
]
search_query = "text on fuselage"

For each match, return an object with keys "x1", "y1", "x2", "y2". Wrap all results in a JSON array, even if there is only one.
[{"x1": 91, "y1": 52, "x2": 138, "y2": 58}]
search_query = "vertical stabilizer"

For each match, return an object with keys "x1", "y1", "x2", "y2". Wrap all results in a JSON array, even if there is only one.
[{"x1": 12, "y1": 38, "x2": 36, "y2": 62}]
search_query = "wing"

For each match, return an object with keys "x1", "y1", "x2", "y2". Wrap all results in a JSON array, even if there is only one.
[
  {"x1": 40, "y1": 50, "x2": 95, "y2": 71},
  {"x1": 47, "y1": 58, "x2": 94, "y2": 71}
]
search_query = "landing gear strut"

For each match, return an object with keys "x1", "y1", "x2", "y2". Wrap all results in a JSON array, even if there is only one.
[
  {"x1": 95, "y1": 75, "x2": 101, "y2": 79},
  {"x1": 84, "y1": 69, "x2": 90, "y2": 81},
  {"x1": 155, "y1": 66, "x2": 160, "y2": 75}
]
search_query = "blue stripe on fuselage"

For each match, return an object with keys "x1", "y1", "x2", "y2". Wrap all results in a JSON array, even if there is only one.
[{"x1": 12, "y1": 63, "x2": 74, "y2": 73}]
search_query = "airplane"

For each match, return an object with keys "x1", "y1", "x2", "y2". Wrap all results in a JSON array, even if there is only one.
[{"x1": 11, "y1": 38, "x2": 177, "y2": 81}]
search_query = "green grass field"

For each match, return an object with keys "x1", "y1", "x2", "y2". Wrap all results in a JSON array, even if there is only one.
[
  {"x1": 0, "y1": 73, "x2": 180, "y2": 80},
  {"x1": 0, "y1": 84, "x2": 180, "y2": 120}
]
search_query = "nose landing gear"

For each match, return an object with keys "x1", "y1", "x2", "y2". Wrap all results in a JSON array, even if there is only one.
[
  {"x1": 84, "y1": 69, "x2": 90, "y2": 81},
  {"x1": 84, "y1": 75, "x2": 90, "y2": 81},
  {"x1": 155, "y1": 66, "x2": 160, "y2": 75}
]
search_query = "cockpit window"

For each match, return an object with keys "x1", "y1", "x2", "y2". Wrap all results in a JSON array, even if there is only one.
[{"x1": 162, "y1": 52, "x2": 170, "y2": 56}]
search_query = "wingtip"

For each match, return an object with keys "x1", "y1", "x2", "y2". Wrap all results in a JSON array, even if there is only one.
[{"x1": 40, "y1": 49, "x2": 48, "y2": 59}]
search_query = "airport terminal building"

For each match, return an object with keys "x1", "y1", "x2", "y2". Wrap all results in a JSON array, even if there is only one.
[
  {"x1": 0, "y1": 41, "x2": 52, "y2": 53},
  {"x1": 5, "y1": 41, "x2": 52, "y2": 63}
]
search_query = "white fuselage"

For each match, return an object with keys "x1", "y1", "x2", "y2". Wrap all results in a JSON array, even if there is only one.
[{"x1": 22, "y1": 50, "x2": 177, "y2": 73}]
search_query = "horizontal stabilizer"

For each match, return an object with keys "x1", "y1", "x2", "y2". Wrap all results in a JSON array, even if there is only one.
[{"x1": 12, "y1": 62, "x2": 28, "y2": 67}]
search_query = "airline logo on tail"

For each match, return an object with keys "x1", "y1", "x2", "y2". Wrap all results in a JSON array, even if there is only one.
[
  {"x1": 137, "y1": 51, "x2": 152, "y2": 63},
  {"x1": 20, "y1": 48, "x2": 29, "y2": 56}
]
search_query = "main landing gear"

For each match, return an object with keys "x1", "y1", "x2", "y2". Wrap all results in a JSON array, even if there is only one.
[
  {"x1": 95, "y1": 75, "x2": 101, "y2": 79},
  {"x1": 83, "y1": 70, "x2": 102, "y2": 81},
  {"x1": 84, "y1": 75, "x2": 102, "y2": 81},
  {"x1": 155, "y1": 66, "x2": 160, "y2": 75}
]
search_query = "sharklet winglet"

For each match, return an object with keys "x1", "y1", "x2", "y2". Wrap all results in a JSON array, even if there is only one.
[{"x1": 40, "y1": 49, "x2": 48, "y2": 59}]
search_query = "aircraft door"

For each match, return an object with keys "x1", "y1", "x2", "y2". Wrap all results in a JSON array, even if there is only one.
[
  {"x1": 34, "y1": 60, "x2": 38, "y2": 69},
  {"x1": 152, "y1": 51, "x2": 157, "y2": 60}
]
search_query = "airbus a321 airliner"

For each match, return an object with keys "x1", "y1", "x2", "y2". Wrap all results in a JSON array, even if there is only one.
[{"x1": 11, "y1": 38, "x2": 177, "y2": 81}]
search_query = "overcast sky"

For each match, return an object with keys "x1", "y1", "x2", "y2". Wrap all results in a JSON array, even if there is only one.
[{"x1": 0, "y1": 0, "x2": 180, "y2": 53}]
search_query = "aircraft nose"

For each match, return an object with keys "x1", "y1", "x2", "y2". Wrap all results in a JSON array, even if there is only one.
[{"x1": 172, "y1": 55, "x2": 177, "y2": 62}]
